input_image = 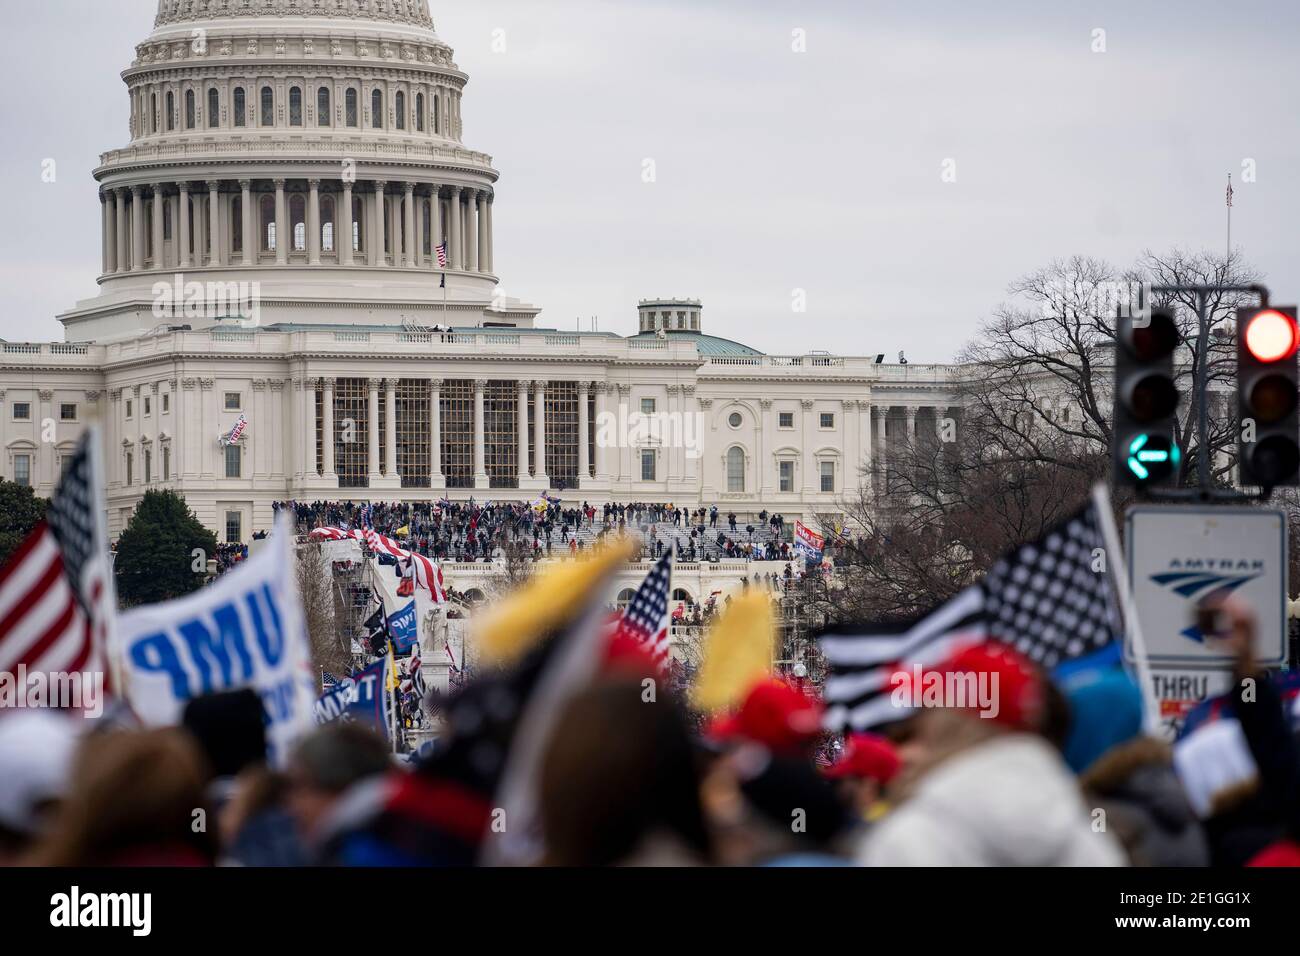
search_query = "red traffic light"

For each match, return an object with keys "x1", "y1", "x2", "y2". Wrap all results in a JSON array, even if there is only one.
[{"x1": 1244, "y1": 309, "x2": 1298, "y2": 363}]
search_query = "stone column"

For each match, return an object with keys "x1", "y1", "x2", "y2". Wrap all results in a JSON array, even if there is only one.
[
  {"x1": 192, "y1": 183, "x2": 206, "y2": 266},
  {"x1": 151, "y1": 185, "x2": 165, "y2": 269},
  {"x1": 103, "y1": 191, "x2": 116, "y2": 274},
  {"x1": 304, "y1": 378, "x2": 317, "y2": 477},
  {"x1": 465, "y1": 190, "x2": 479, "y2": 273},
  {"x1": 384, "y1": 380, "x2": 397, "y2": 479},
  {"x1": 577, "y1": 380, "x2": 590, "y2": 484},
  {"x1": 115, "y1": 189, "x2": 129, "y2": 273},
  {"x1": 448, "y1": 186, "x2": 462, "y2": 269},
  {"x1": 477, "y1": 192, "x2": 488, "y2": 273},
  {"x1": 371, "y1": 182, "x2": 386, "y2": 267},
  {"x1": 307, "y1": 179, "x2": 322, "y2": 265},
  {"x1": 207, "y1": 180, "x2": 223, "y2": 267},
  {"x1": 414, "y1": 190, "x2": 424, "y2": 268},
  {"x1": 801, "y1": 399, "x2": 817, "y2": 495},
  {"x1": 178, "y1": 183, "x2": 191, "y2": 268},
  {"x1": 533, "y1": 380, "x2": 548, "y2": 486},
  {"x1": 340, "y1": 182, "x2": 354, "y2": 266},
  {"x1": 403, "y1": 182, "x2": 416, "y2": 268},
  {"x1": 429, "y1": 379, "x2": 443, "y2": 487},
  {"x1": 274, "y1": 179, "x2": 288, "y2": 265},
  {"x1": 367, "y1": 378, "x2": 381, "y2": 482},
  {"x1": 905, "y1": 406, "x2": 917, "y2": 440},
  {"x1": 872, "y1": 405, "x2": 887, "y2": 495},
  {"x1": 593, "y1": 383, "x2": 610, "y2": 481},
  {"x1": 130, "y1": 186, "x2": 145, "y2": 272},
  {"x1": 322, "y1": 377, "x2": 336, "y2": 481},
  {"x1": 472, "y1": 379, "x2": 488, "y2": 488},
  {"x1": 484, "y1": 194, "x2": 494, "y2": 273},
  {"x1": 431, "y1": 188, "x2": 444, "y2": 264},
  {"x1": 240, "y1": 180, "x2": 254, "y2": 266},
  {"x1": 517, "y1": 379, "x2": 530, "y2": 483}
]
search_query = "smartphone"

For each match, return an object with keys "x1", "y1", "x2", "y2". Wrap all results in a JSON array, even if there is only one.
[{"x1": 1194, "y1": 603, "x2": 1229, "y2": 640}]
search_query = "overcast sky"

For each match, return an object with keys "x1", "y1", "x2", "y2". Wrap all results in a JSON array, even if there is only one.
[{"x1": 3, "y1": 0, "x2": 1299, "y2": 361}]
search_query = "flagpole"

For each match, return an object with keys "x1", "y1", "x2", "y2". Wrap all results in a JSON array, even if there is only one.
[{"x1": 1226, "y1": 172, "x2": 1233, "y2": 262}]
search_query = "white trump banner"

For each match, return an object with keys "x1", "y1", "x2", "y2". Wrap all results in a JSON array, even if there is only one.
[{"x1": 115, "y1": 514, "x2": 315, "y2": 765}]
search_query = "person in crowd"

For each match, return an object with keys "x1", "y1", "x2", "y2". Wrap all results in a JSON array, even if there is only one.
[
  {"x1": 0, "y1": 712, "x2": 79, "y2": 866},
  {"x1": 857, "y1": 643, "x2": 1126, "y2": 866},
  {"x1": 823, "y1": 732, "x2": 902, "y2": 823},
  {"x1": 29, "y1": 729, "x2": 217, "y2": 866},
  {"x1": 283, "y1": 723, "x2": 394, "y2": 863}
]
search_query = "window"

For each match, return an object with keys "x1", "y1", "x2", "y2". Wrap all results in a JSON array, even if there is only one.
[
  {"x1": 640, "y1": 398, "x2": 656, "y2": 415},
  {"x1": 13, "y1": 454, "x2": 31, "y2": 487},
  {"x1": 207, "y1": 88, "x2": 219, "y2": 127},
  {"x1": 317, "y1": 86, "x2": 330, "y2": 126},
  {"x1": 59, "y1": 403, "x2": 76, "y2": 421},
  {"x1": 345, "y1": 88, "x2": 358, "y2": 127},
  {"x1": 395, "y1": 90, "x2": 405, "y2": 129},
  {"x1": 143, "y1": 396, "x2": 151, "y2": 416},
  {"x1": 260, "y1": 86, "x2": 274, "y2": 126},
  {"x1": 225, "y1": 511, "x2": 242, "y2": 544},
  {"x1": 352, "y1": 195, "x2": 364, "y2": 251},
  {"x1": 125, "y1": 452, "x2": 133, "y2": 485},
  {"x1": 162, "y1": 445, "x2": 170, "y2": 480},
  {"x1": 778, "y1": 411, "x2": 794, "y2": 428},
  {"x1": 224, "y1": 443, "x2": 241, "y2": 479},
  {"x1": 820, "y1": 412, "x2": 835, "y2": 429},
  {"x1": 166, "y1": 91, "x2": 175, "y2": 130},
  {"x1": 13, "y1": 402, "x2": 31, "y2": 421},
  {"x1": 232, "y1": 198, "x2": 242, "y2": 254},
  {"x1": 261, "y1": 195, "x2": 276, "y2": 250},
  {"x1": 416, "y1": 92, "x2": 425, "y2": 131},
  {"x1": 125, "y1": 399, "x2": 133, "y2": 419},
  {"x1": 224, "y1": 392, "x2": 241, "y2": 411},
  {"x1": 728, "y1": 412, "x2": 743, "y2": 428},
  {"x1": 144, "y1": 448, "x2": 152, "y2": 483},
  {"x1": 291, "y1": 194, "x2": 306, "y2": 250},
  {"x1": 233, "y1": 87, "x2": 246, "y2": 126},
  {"x1": 433, "y1": 95, "x2": 440, "y2": 133},
  {"x1": 321, "y1": 196, "x2": 335, "y2": 252},
  {"x1": 150, "y1": 93, "x2": 158, "y2": 133},
  {"x1": 289, "y1": 86, "x2": 302, "y2": 126},
  {"x1": 641, "y1": 449, "x2": 656, "y2": 482},
  {"x1": 726, "y1": 446, "x2": 745, "y2": 492},
  {"x1": 185, "y1": 89, "x2": 195, "y2": 129},
  {"x1": 371, "y1": 89, "x2": 383, "y2": 128},
  {"x1": 162, "y1": 393, "x2": 170, "y2": 413},
  {"x1": 820, "y1": 461, "x2": 835, "y2": 493},
  {"x1": 779, "y1": 460, "x2": 794, "y2": 493}
]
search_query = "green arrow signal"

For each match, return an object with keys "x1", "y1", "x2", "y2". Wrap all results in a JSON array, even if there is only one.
[{"x1": 1126, "y1": 434, "x2": 1179, "y2": 481}]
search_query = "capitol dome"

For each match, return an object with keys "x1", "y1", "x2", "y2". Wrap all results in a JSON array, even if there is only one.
[{"x1": 63, "y1": 0, "x2": 536, "y2": 340}]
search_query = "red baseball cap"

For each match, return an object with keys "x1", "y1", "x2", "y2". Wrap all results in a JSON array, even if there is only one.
[
  {"x1": 823, "y1": 732, "x2": 902, "y2": 784},
  {"x1": 933, "y1": 642, "x2": 1044, "y2": 731},
  {"x1": 706, "y1": 679, "x2": 823, "y2": 756}
]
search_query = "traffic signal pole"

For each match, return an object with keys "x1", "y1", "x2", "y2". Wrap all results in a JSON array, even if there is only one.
[{"x1": 1145, "y1": 283, "x2": 1273, "y2": 503}]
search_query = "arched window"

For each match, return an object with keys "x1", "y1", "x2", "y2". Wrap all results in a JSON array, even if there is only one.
[
  {"x1": 371, "y1": 89, "x2": 383, "y2": 128},
  {"x1": 185, "y1": 89, "x2": 195, "y2": 129},
  {"x1": 231, "y1": 197, "x2": 242, "y2": 254},
  {"x1": 726, "y1": 446, "x2": 745, "y2": 493},
  {"x1": 433, "y1": 95, "x2": 440, "y2": 134},
  {"x1": 395, "y1": 90, "x2": 406, "y2": 129},
  {"x1": 317, "y1": 87, "x2": 330, "y2": 126},
  {"x1": 166, "y1": 91, "x2": 175, "y2": 130},
  {"x1": 207, "y1": 88, "x2": 219, "y2": 127},
  {"x1": 260, "y1": 86, "x2": 274, "y2": 126},
  {"x1": 290, "y1": 194, "x2": 306, "y2": 251},
  {"x1": 233, "y1": 87, "x2": 245, "y2": 127},
  {"x1": 260, "y1": 195, "x2": 276, "y2": 251},
  {"x1": 163, "y1": 199, "x2": 172, "y2": 240},
  {"x1": 321, "y1": 195, "x2": 336, "y2": 252},
  {"x1": 150, "y1": 93, "x2": 158, "y2": 133},
  {"x1": 345, "y1": 88, "x2": 358, "y2": 127},
  {"x1": 415, "y1": 92, "x2": 425, "y2": 131},
  {"x1": 421, "y1": 198, "x2": 431, "y2": 255},
  {"x1": 352, "y1": 195, "x2": 364, "y2": 251},
  {"x1": 616, "y1": 588, "x2": 636, "y2": 609},
  {"x1": 289, "y1": 86, "x2": 302, "y2": 126}
]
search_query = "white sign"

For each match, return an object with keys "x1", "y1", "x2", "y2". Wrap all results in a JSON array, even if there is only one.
[
  {"x1": 114, "y1": 514, "x2": 316, "y2": 765},
  {"x1": 1126, "y1": 506, "x2": 1287, "y2": 668}
]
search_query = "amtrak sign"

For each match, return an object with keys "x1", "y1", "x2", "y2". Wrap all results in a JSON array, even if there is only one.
[{"x1": 1126, "y1": 506, "x2": 1288, "y2": 668}]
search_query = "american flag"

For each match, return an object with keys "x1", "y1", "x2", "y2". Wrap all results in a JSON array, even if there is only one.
[
  {"x1": 0, "y1": 430, "x2": 114, "y2": 696},
  {"x1": 436, "y1": 240, "x2": 448, "y2": 268},
  {"x1": 1226, "y1": 176, "x2": 1234, "y2": 208},
  {"x1": 612, "y1": 551, "x2": 673, "y2": 671},
  {"x1": 819, "y1": 500, "x2": 1122, "y2": 732},
  {"x1": 322, "y1": 670, "x2": 339, "y2": 689}
]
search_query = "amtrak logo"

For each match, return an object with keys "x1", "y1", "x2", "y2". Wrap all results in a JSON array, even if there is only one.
[{"x1": 1149, "y1": 560, "x2": 1263, "y2": 643}]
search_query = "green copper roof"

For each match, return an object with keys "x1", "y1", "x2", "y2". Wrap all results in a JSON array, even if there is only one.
[{"x1": 628, "y1": 330, "x2": 763, "y2": 356}]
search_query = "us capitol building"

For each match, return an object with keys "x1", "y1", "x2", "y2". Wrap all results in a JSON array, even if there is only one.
[{"x1": 0, "y1": 0, "x2": 958, "y2": 543}]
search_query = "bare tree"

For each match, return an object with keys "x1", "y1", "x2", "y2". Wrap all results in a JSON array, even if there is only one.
[{"x1": 296, "y1": 540, "x2": 347, "y2": 676}]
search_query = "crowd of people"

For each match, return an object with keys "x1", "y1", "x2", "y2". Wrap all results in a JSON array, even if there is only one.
[
  {"x1": 3, "y1": 593, "x2": 1295, "y2": 868},
  {"x1": 275, "y1": 498, "x2": 800, "y2": 565}
]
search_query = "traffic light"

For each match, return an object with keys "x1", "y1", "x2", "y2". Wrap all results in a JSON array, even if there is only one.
[
  {"x1": 1113, "y1": 306, "x2": 1182, "y2": 487},
  {"x1": 1237, "y1": 306, "x2": 1300, "y2": 487}
]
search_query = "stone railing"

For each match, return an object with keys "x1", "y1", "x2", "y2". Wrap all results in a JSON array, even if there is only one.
[{"x1": 98, "y1": 138, "x2": 496, "y2": 172}]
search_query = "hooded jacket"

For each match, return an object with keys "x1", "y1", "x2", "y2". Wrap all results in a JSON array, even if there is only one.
[{"x1": 860, "y1": 733, "x2": 1126, "y2": 866}]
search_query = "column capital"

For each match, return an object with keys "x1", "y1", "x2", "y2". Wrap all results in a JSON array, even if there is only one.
[
  {"x1": 367, "y1": 378, "x2": 382, "y2": 390},
  {"x1": 577, "y1": 380, "x2": 592, "y2": 393},
  {"x1": 429, "y1": 378, "x2": 444, "y2": 390},
  {"x1": 516, "y1": 378, "x2": 530, "y2": 393},
  {"x1": 238, "y1": 178, "x2": 252, "y2": 189},
  {"x1": 130, "y1": 184, "x2": 144, "y2": 197},
  {"x1": 273, "y1": 178, "x2": 287, "y2": 188},
  {"x1": 532, "y1": 379, "x2": 548, "y2": 391},
  {"x1": 904, "y1": 406, "x2": 918, "y2": 420},
  {"x1": 307, "y1": 178, "x2": 321, "y2": 189},
  {"x1": 403, "y1": 181, "x2": 415, "y2": 194},
  {"x1": 205, "y1": 179, "x2": 220, "y2": 191},
  {"x1": 84, "y1": 390, "x2": 102, "y2": 402},
  {"x1": 374, "y1": 180, "x2": 387, "y2": 191},
  {"x1": 178, "y1": 181, "x2": 190, "y2": 194},
  {"x1": 591, "y1": 381, "x2": 609, "y2": 394},
  {"x1": 473, "y1": 378, "x2": 489, "y2": 390},
  {"x1": 151, "y1": 181, "x2": 166, "y2": 193},
  {"x1": 320, "y1": 376, "x2": 336, "y2": 390},
  {"x1": 759, "y1": 398, "x2": 773, "y2": 408}
]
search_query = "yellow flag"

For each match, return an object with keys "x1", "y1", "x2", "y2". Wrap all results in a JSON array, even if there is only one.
[
  {"x1": 473, "y1": 538, "x2": 637, "y2": 668},
  {"x1": 690, "y1": 592, "x2": 775, "y2": 713},
  {"x1": 394, "y1": 525, "x2": 410, "y2": 537}
]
